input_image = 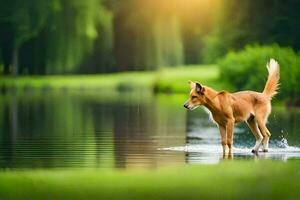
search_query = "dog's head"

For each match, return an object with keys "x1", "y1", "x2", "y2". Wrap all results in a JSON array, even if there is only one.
[{"x1": 183, "y1": 81, "x2": 206, "y2": 110}]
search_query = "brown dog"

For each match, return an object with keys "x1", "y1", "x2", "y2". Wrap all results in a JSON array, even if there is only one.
[{"x1": 184, "y1": 59, "x2": 280, "y2": 157}]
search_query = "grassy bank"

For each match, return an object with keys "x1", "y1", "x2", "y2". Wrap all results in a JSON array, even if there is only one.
[
  {"x1": 0, "y1": 65, "x2": 220, "y2": 93},
  {"x1": 0, "y1": 160, "x2": 299, "y2": 200}
]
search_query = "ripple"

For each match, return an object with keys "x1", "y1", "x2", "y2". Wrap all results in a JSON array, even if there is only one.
[{"x1": 159, "y1": 143, "x2": 300, "y2": 163}]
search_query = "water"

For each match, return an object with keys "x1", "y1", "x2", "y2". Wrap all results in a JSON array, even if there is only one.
[{"x1": 1, "y1": 91, "x2": 300, "y2": 169}]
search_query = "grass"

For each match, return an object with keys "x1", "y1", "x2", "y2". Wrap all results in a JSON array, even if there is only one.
[
  {"x1": 154, "y1": 64, "x2": 221, "y2": 92},
  {"x1": 0, "y1": 160, "x2": 300, "y2": 200},
  {"x1": 0, "y1": 65, "x2": 220, "y2": 93}
]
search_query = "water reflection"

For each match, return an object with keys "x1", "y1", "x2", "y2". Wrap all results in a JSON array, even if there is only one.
[
  {"x1": 0, "y1": 91, "x2": 300, "y2": 169},
  {"x1": 0, "y1": 91, "x2": 187, "y2": 169}
]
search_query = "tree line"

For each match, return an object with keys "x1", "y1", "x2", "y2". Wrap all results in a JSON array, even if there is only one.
[{"x1": 0, "y1": 0, "x2": 299, "y2": 75}]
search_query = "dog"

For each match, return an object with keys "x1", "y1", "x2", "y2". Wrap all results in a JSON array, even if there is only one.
[{"x1": 184, "y1": 59, "x2": 280, "y2": 157}]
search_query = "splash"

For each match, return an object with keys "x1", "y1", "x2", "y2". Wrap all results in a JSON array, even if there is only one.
[
  {"x1": 159, "y1": 138, "x2": 300, "y2": 162},
  {"x1": 277, "y1": 137, "x2": 289, "y2": 148}
]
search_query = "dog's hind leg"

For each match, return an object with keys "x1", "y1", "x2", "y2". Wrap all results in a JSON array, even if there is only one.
[
  {"x1": 255, "y1": 106, "x2": 271, "y2": 152},
  {"x1": 256, "y1": 119, "x2": 271, "y2": 152},
  {"x1": 246, "y1": 116, "x2": 263, "y2": 154}
]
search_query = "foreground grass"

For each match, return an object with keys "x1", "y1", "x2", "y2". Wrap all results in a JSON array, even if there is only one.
[
  {"x1": 0, "y1": 65, "x2": 220, "y2": 93},
  {"x1": 0, "y1": 160, "x2": 300, "y2": 200}
]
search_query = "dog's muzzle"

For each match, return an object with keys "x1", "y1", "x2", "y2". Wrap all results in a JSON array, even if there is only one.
[
  {"x1": 184, "y1": 102, "x2": 198, "y2": 110},
  {"x1": 183, "y1": 103, "x2": 190, "y2": 109}
]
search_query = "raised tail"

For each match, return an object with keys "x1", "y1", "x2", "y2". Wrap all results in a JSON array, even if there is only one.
[{"x1": 263, "y1": 58, "x2": 280, "y2": 98}]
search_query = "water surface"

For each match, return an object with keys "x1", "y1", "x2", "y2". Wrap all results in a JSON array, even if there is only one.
[{"x1": 0, "y1": 91, "x2": 300, "y2": 169}]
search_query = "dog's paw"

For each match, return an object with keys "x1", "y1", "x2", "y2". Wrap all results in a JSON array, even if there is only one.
[
  {"x1": 251, "y1": 149, "x2": 258, "y2": 154},
  {"x1": 262, "y1": 149, "x2": 269, "y2": 153}
]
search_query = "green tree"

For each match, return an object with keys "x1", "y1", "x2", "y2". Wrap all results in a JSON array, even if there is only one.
[
  {"x1": 203, "y1": 0, "x2": 300, "y2": 63},
  {"x1": 44, "y1": 0, "x2": 102, "y2": 74},
  {"x1": 0, "y1": 0, "x2": 54, "y2": 75},
  {"x1": 0, "y1": 0, "x2": 108, "y2": 75},
  {"x1": 219, "y1": 44, "x2": 300, "y2": 105}
]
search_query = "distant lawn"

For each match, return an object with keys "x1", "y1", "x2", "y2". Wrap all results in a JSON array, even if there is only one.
[
  {"x1": 0, "y1": 65, "x2": 220, "y2": 93},
  {"x1": 154, "y1": 64, "x2": 220, "y2": 93},
  {"x1": 0, "y1": 160, "x2": 299, "y2": 200}
]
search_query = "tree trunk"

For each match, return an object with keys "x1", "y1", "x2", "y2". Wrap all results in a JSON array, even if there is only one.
[
  {"x1": 11, "y1": 94, "x2": 18, "y2": 144},
  {"x1": 3, "y1": 63, "x2": 10, "y2": 74},
  {"x1": 11, "y1": 46, "x2": 19, "y2": 76},
  {"x1": 1, "y1": 38, "x2": 13, "y2": 75}
]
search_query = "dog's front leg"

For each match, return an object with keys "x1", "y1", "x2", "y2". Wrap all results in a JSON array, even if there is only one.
[
  {"x1": 218, "y1": 125, "x2": 227, "y2": 158},
  {"x1": 226, "y1": 120, "x2": 234, "y2": 158}
]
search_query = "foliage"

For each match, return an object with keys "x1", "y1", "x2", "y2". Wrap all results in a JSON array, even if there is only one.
[
  {"x1": 0, "y1": 0, "x2": 111, "y2": 74},
  {"x1": 202, "y1": 0, "x2": 300, "y2": 63},
  {"x1": 1, "y1": 0, "x2": 300, "y2": 75},
  {"x1": 43, "y1": 0, "x2": 105, "y2": 74},
  {"x1": 0, "y1": 0, "x2": 218, "y2": 74},
  {"x1": 202, "y1": 33, "x2": 227, "y2": 64},
  {"x1": 219, "y1": 44, "x2": 300, "y2": 105},
  {"x1": 0, "y1": 0, "x2": 56, "y2": 74},
  {"x1": 112, "y1": 0, "x2": 217, "y2": 70}
]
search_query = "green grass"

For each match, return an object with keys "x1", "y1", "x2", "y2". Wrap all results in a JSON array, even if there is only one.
[
  {"x1": 0, "y1": 65, "x2": 220, "y2": 93},
  {"x1": 0, "y1": 160, "x2": 299, "y2": 200},
  {"x1": 154, "y1": 64, "x2": 221, "y2": 92}
]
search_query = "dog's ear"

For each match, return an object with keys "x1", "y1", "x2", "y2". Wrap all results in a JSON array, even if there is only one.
[
  {"x1": 195, "y1": 82, "x2": 205, "y2": 94},
  {"x1": 188, "y1": 80, "x2": 195, "y2": 89}
]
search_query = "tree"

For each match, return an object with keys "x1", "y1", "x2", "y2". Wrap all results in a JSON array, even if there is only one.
[
  {"x1": 0, "y1": 0, "x2": 53, "y2": 75},
  {"x1": 44, "y1": 0, "x2": 103, "y2": 74},
  {"x1": 203, "y1": 0, "x2": 300, "y2": 63},
  {"x1": 0, "y1": 0, "x2": 106, "y2": 75}
]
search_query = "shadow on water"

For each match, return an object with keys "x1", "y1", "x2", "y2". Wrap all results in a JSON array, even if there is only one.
[{"x1": 0, "y1": 91, "x2": 300, "y2": 169}]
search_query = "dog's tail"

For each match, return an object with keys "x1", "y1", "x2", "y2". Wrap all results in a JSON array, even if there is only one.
[{"x1": 263, "y1": 58, "x2": 280, "y2": 98}]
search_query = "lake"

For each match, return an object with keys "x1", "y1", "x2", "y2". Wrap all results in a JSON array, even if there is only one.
[{"x1": 1, "y1": 90, "x2": 300, "y2": 169}]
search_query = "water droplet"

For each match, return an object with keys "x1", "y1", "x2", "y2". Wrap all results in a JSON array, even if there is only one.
[{"x1": 277, "y1": 137, "x2": 289, "y2": 148}]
